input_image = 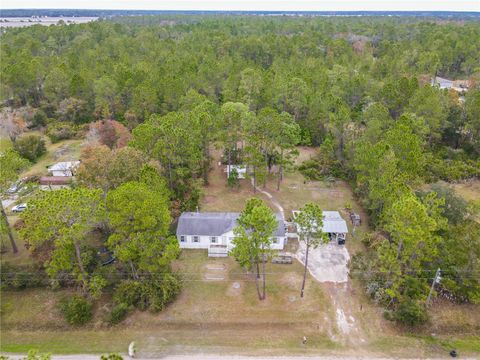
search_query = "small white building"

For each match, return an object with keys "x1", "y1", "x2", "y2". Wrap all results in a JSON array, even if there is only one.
[
  {"x1": 47, "y1": 161, "x2": 80, "y2": 177},
  {"x1": 431, "y1": 76, "x2": 469, "y2": 93},
  {"x1": 176, "y1": 212, "x2": 286, "y2": 257},
  {"x1": 225, "y1": 165, "x2": 247, "y2": 179},
  {"x1": 292, "y1": 210, "x2": 348, "y2": 245}
]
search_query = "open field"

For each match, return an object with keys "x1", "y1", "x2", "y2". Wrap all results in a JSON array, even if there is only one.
[
  {"x1": 2, "y1": 252, "x2": 479, "y2": 356},
  {"x1": 450, "y1": 179, "x2": 480, "y2": 203}
]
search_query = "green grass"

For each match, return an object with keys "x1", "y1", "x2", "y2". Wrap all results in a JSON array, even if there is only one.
[{"x1": 0, "y1": 137, "x2": 13, "y2": 151}]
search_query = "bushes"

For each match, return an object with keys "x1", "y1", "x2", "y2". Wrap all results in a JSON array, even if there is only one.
[
  {"x1": 298, "y1": 159, "x2": 323, "y2": 180},
  {"x1": 0, "y1": 263, "x2": 46, "y2": 289},
  {"x1": 59, "y1": 295, "x2": 92, "y2": 325},
  {"x1": 108, "y1": 302, "x2": 130, "y2": 325},
  {"x1": 32, "y1": 110, "x2": 47, "y2": 128},
  {"x1": 13, "y1": 134, "x2": 46, "y2": 162},
  {"x1": 113, "y1": 274, "x2": 181, "y2": 313},
  {"x1": 427, "y1": 157, "x2": 480, "y2": 182},
  {"x1": 392, "y1": 299, "x2": 429, "y2": 326},
  {"x1": 46, "y1": 123, "x2": 76, "y2": 143},
  {"x1": 113, "y1": 280, "x2": 144, "y2": 308}
]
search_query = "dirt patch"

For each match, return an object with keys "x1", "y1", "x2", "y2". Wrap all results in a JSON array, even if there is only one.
[
  {"x1": 206, "y1": 263, "x2": 226, "y2": 271},
  {"x1": 203, "y1": 195, "x2": 217, "y2": 204},
  {"x1": 226, "y1": 282, "x2": 243, "y2": 297},
  {"x1": 282, "y1": 272, "x2": 303, "y2": 288},
  {"x1": 204, "y1": 275, "x2": 225, "y2": 281}
]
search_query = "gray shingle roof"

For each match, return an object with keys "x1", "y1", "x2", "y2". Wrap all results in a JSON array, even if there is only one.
[{"x1": 176, "y1": 212, "x2": 286, "y2": 237}]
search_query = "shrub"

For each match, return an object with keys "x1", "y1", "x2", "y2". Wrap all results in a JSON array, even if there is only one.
[
  {"x1": 59, "y1": 295, "x2": 92, "y2": 325},
  {"x1": 109, "y1": 302, "x2": 130, "y2": 325},
  {"x1": 32, "y1": 110, "x2": 47, "y2": 128},
  {"x1": 227, "y1": 167, "x2": 240, "y2": 188},
  {"x1": 427, "y1": 158, "x2": 480, "y2": 182},
  {"x1": 393, "y1": 299, "x2": 428, "y2": 326},
  {"x1": 145, "y1": 273, "x2": 182, "y2": 312},
  {"x1": 13, "y1": 134, "x2": 46, "y2": 162},
  {"x1": 113, "y1": 274, "x2": 181, "y2": 313},
  {"x1": 100, "y1": 354, "x2": 123, "y2": 360},
  {"x1": 113, "y1": 280, "x2": 143, "y2": 308},
  {"x1": 46, "y1": 123, "x2": 75, "y2": 143},
  {"x1": 0, "y1": 263, "x2": 45, "y2": 289},
  {"x1": 298, "y1": 159, "x2": 323, "y2": 180}
]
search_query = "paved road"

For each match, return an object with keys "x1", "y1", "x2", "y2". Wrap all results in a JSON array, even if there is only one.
[{"x1": 4, "y1": 356, "x2": 475, "y2": 360}]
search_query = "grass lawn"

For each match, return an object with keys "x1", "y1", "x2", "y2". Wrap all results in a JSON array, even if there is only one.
[
  {"x1": 450, "y1": 179, "x2": 480, "y2": 203},
  {"x1": 3, "y1": 251, "x2": 477, "y2": 356}
]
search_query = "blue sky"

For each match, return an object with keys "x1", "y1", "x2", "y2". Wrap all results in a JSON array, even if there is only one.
[{"x1": 1, "y1": 0, "x2": 479, "y2": 11}]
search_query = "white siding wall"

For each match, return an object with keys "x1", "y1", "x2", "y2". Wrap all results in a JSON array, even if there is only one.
[
  {"x1": 51, "y1": 170, "x2": 73, "y2": 177},
  {"x1": 178, "y1": 230, "x2": 286, "y2": 250}
]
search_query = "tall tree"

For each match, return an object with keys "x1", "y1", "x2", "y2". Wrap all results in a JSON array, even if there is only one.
[
  {"x1": 0, "y1": 149, "x2": 29, "y2": 253},
  {"x1": 20, "y1": 188, "x2": 106, "y2": 297},
  {"x1": 231, "y1": 198, "x2": 277, "y2": 300},
  {"x1": 77, "y1": 145, "x2": 147, "y2": 194},
  {"x1": 296, "y1": 203, "x2": 328, "y2": 298},
  {"x1": 107, "y1": 181, "x2": 179, "y2": 279},
  {"x1": 131, "y1": 111, "x2": 202, "y2": 208},
  {"x1": 220, "y1": 102, "x2": 249, "y2": 169},
  {"x1": 275, "y1": 112, "x2": 301, "y2": 190}
]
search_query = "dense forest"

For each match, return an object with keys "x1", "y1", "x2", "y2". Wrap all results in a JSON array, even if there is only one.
[{"x1": 1, "y1": 16, "x2": 479, "y2": 326}]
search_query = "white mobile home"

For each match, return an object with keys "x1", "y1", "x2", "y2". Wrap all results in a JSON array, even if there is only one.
[
  {"x1": 225, "y1": 165, "x2": 247, "y2": 179},
  {"x1": 47, "y1": 161, "x2": 80, "y2": 177},
  {"x1": 176, "y1": 212, "x2": 286, "y2": 257}
]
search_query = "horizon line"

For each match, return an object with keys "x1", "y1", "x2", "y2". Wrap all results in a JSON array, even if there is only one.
[{"x1": 1, "y1": 8, "x2": 479, "y2": 13}]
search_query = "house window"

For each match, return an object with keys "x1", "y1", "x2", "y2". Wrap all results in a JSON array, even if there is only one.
[
  {"x1": 210, "y1": 236, "x2": 217, "y2": 244},
  {"x1": 193, "y1": 236, "x2": 200, "y2": 243},
  {"x1": 180, "y1": 236, "x2": 186, "y2": 243},
  {"x1": 272, "y1": 237, "x2": 279, "y2": 244}
]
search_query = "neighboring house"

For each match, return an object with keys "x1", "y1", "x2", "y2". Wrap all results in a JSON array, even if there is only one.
[
  {"x1": 225, "y1": 165, "x2": 247, "y2": 179},
  {"x1": 431, "y1": 76, "x2": 453, "y2": 90},
  {"x1": 431, "y1": 76, "x2": 469, "y2": 92},
  {"x1": 39, "y1": 176, "x2": 72, "y2": 190},
  {"x1": 176, "y1": 211, "x2": 287, "y2": 257},
  {"x1": 292, "y1": 210, "x2": 348, "y2": 245},
  {"x1": 47, "y1": 161, "x2": 80, "y2": 177}
]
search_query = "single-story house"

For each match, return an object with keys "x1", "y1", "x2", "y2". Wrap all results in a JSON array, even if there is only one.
[
  {"x1": 47, "y1": 161, "x2": 80, "y2": 177},
  {"x1": 225, "y1": 165, "x2": 247, "y2": 179},
  {"x1": 292, "y1": 210, "x2": 348, "y2": 245},
  {"x1": 431, "y1": 76, "x2": 469, "y2": 93},
  {"x1": 176, "y1": 211, "x2": 286, "y2": 257}
]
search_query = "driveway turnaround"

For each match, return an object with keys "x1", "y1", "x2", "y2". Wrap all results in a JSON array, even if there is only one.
[{"x1": 296, "y1": 242, "x2": 350, "y2": 283}]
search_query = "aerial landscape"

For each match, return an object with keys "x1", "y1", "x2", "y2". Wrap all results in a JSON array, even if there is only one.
[{"x1": 0, "y1": 1, "x2": 479, "y2": 359}]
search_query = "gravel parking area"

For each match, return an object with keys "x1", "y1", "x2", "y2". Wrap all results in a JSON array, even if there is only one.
[{"x1": 296, "y1": 242, "x2": 350, "y2": 283}]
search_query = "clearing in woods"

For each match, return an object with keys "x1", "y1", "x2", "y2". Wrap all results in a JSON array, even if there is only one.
[{"x1": 1, "y1": 147, "x2": 479, "y2": 357}]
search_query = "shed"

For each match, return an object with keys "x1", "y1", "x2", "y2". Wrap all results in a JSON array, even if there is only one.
[
  {"x1": 225, "y1": 165, "x2": 247, "y2": 179},
  {"x1": 292, "y1": 210, "x2": 348, "y2": 245}
]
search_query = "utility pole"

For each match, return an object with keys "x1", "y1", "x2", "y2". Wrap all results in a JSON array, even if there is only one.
[{"x1": 426, "y1": 268, "x2": 441, "y2": 307}]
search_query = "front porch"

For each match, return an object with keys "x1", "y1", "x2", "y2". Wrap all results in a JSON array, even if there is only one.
[{"x1": 208, "y1": 244, "x2": 229, "y2": 257}]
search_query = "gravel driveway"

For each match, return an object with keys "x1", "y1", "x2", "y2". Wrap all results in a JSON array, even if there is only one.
[{"x1": 296, "y1": 241, "x2": 350, "y2": 283}]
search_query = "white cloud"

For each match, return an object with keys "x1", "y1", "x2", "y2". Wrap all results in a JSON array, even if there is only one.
[{"x1": 1, "y1": 0, "x2": 479, "y2": 11}]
